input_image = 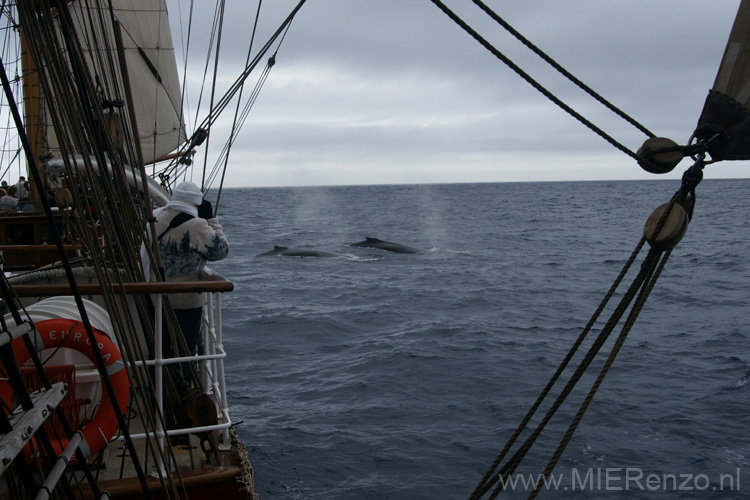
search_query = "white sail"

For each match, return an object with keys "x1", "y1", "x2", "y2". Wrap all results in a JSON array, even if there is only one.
[{"x1": 46, "y1": 0, "x2": 185, "y2": 163}]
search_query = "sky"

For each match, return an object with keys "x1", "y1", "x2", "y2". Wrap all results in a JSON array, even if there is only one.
[{"x1": 172, "y1": 1, "x2": 745, "y2": 188}]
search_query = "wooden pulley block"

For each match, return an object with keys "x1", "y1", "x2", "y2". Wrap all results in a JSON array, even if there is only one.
[
  {"x1": 637, "y1": 137, "x2": 683, "y2": 174},
  {"x1": 99, "y1": 113, "x2": 125, "y2": 150},
  {"x1": 174, "y1": 382, "x2": 219, "y2": 436},
  {"x1": 644, "y1": 202, "x2": 689, "y2": 250}
]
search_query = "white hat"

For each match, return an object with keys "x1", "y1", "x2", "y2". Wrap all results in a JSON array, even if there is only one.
[{"x1": 172, "y1": 181, "x2": 203, "y2": 206}]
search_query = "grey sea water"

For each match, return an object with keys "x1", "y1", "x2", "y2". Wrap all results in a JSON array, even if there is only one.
[{"x1": 211, "y1": 179, "x2": 750, "y2": 499}]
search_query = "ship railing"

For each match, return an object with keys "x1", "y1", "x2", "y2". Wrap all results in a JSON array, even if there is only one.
[
  {"x1": 137, "y1": 285, "x2": 232, "y2": 455},
  {"x1": 9, "y1": 270, "x2": 235, "y2": 451}
]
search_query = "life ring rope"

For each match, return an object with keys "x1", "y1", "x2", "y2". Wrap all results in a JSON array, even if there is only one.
[{"x1": 5, "y1": 318, "x2": 129, "y2": 464}]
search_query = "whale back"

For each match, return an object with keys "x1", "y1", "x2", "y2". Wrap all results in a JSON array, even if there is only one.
[{"x1": 351, "y1": 237, "x2": 424, "y2": 254}]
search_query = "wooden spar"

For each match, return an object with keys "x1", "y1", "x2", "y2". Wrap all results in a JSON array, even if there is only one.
[
  {"x1": 8, "y1": 279, "x2": 234, "y2": 297},
  {"x1": 713, "y1": 0, "x2": 750, "y2": 107}
]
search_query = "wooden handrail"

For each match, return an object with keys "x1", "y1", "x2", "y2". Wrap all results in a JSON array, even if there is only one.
[
  {"x1": 9, "y1": 271, "x2": 233, "y2": 297},
  {"x1": 0, "y1": 209, "x2": 70, "y2": 220},
  {"x1": 0, "y1": 244, "x2": 82, "y2": 251}
]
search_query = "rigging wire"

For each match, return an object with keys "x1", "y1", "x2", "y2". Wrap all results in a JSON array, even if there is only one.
[
  {"x1": 0, "y1": 40, "x2": 136, "y2": 500},
  {"x1": 161, "y1": 0, "x2": 308, "y2": 187},
  {"x1": 200, "y1": 0, "x2": 226, "y2": 189},
  {"x1": 11, "y1": 2, "x2": 202, "y2": 496},
  {"x1": 175, "y1": 0, "x2": 196, "y2": 160},
  {"x1": 191, "y1": 0, "x2": 223, "y2": 140},
  {"x1": 427, "y1": 0, "x2": 651, "y2": 166},
  {"x1": 0, "y1": 5, "x2": 23, "y2": 181},
  {"x1": 213, "y1": 0, "x2": 265, "y2": 214},
  {"x1": 78, "y1": 0, "x2": 116, "y2": 102},
  {"x1": 206, "y1": 55, "x2": 274, "y2": 195},
  {"x1": 211, "y1": 9, "x2": 295, "y2": 214}
]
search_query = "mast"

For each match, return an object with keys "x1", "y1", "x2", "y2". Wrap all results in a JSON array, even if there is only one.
[{"x1": 20, "y1": 26, "x2": 43, "y2": 203}]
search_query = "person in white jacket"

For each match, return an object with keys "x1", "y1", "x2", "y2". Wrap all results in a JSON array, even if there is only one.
[
  {"x1": 14, "y1": 176, "x2": 29, "y2": 201},
  {"x1": 150, "y1": 181, "x2": 229, "y2": 383}
]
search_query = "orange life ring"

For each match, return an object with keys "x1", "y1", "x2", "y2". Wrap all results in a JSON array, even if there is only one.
[{"x1": 9, "y1": 318, "x2": 129, "y2": 464}]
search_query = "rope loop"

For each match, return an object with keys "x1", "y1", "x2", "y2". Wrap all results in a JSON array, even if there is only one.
[{"x1": 681, "y1": 156, "x2": 705, "y2": 194}]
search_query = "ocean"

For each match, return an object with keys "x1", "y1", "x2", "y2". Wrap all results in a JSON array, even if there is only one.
[{"x1": 211, "y1": 179, "x2": 749, "y2": 500}]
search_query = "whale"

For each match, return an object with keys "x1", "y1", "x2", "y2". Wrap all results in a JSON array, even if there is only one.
[
  {"x1": 350, "y1": 237, "x2": 426, "y2": 254},
  {"x1": 258, "y1": 246, "x2": 342, "y2": 258}
]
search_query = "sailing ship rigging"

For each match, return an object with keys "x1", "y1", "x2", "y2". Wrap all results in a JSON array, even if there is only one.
[
  {"x1": 0, "y1": 0, "x2": 746, "y2": 499},
  {"x1": 0, "y1": 1, "x2": 299, "y2": 498}
]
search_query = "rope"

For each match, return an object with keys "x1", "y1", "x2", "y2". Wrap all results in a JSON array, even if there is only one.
[
  {"x1": 528, "y1": 247, "x2": 671, "y2": 499},
  {"x1": 484, "y1": 240, "x2": 655, "y2": 499},
  {"x1": 427, "y1": 0, "x2": 651, "y2": 166},
  {"x1": 470, "y1": 0, "x2": 655, "y2": 139},
  {"x1": 14, "y1": 3, "x2": 199, "y2": 498},
  {"x1": 468, "y1": 236, "x2": 646, "y2": 499},
  {"x1": 17, "y1": 0, "x2": 158, "y2": 461},
  {"x1": 469, "y1": 164, "x2": 702, "y2": 499}
]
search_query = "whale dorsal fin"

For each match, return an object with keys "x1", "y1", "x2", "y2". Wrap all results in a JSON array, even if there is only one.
[
  {"x1": 274, "y1": 245, "x2": 288, "y2": 250},
  {"x1": 365, "y1": 237, "x2": 382, "y2": 243}
]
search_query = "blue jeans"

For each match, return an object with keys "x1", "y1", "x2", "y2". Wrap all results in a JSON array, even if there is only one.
[{"x1": 164, "y1": 306, "x2": 203, "y2": 384}]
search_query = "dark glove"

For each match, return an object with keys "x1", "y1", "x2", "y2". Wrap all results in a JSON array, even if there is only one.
[{"x1": 197, "y1": 199, "x2": 213, "y2": 219}]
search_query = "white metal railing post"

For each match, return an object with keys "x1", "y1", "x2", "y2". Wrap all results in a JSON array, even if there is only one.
[
  {"x1": 202, "y1": 292, "x2": 213, "y2": 392},
  {"x1": 214, "y1": 292, "x2": 230, "y2": 444},
  {"x1": 153, "y1": 293, "x2": 165, "y2": 474}
]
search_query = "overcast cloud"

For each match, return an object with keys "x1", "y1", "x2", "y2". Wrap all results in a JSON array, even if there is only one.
[{"x1": 168, "y1": 1, "x2": 746, "y2": 187}]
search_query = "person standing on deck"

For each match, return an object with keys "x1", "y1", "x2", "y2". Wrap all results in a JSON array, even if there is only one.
[
  {"x1": 14, "y1": 176, "x2": 28, "y2": 202},
  {"x1": 148, "y1": 181, "x2": 229, "y2": 383}
]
